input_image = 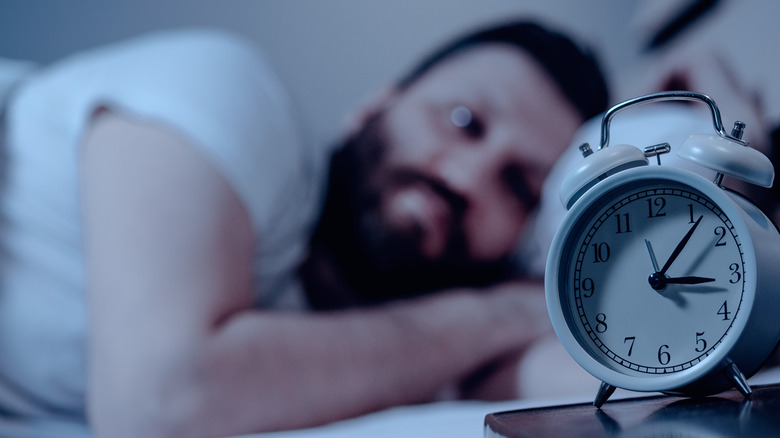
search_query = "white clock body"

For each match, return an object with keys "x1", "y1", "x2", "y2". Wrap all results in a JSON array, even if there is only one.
[{"x1": 546, "y1": 165, "x2": 780, "y2": 396}]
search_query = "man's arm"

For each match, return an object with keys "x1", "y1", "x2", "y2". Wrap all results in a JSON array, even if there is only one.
[{"x1": 82, "y1": 111, "x2": 548, "y2": 438}]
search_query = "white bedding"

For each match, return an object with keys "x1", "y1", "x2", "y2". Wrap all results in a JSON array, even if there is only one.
[{"x1": 240, "y1": 366, "x2": 780, "y2": 438}]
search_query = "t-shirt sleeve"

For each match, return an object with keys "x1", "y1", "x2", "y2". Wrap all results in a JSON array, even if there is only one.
[
  {"x1": 13, "y1": 29, "x2": 324, "y2": 305},
  {"x1": 79, "y1": 29, "x2": 319, "y2": 237}
]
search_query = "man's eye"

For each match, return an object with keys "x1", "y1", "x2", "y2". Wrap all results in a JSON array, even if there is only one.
[{"x1": 450, "y1": 105, "x2": 484, "y2": 139}]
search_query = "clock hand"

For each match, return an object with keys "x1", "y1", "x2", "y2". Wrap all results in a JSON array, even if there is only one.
[
  {"x1": 645, "y1": 239, "x2": 660, "y2": 272},
  {"x1": 659, "y1": 215, "x2": 703, "y2": 275},
  {"x1": 650, "y1": 273, "x2": 715, "y2": 290},
  {"x1": 663, "y1": 276, "x2": 716, "y2": 284}
]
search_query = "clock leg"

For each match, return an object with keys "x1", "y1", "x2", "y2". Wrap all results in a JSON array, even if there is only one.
[
  {"x1": 724, "y1": 363, "x2": 752, "y2": 397},
  {"x1": 593, "y1": 381, "x2": 616, "y2": 408}
]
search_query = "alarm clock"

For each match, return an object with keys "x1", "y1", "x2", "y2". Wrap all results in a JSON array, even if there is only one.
[{"x1": 545, "y1": 91, "x2": 780, "y2": 408}]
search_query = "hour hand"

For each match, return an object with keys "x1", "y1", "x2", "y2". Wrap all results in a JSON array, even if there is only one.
[
  {"x1": 664, "y1": 276, "x2": 716, "y2": 285},
  {"x1": 649, "y1": 274, "x2": 715, "y2": 290}
]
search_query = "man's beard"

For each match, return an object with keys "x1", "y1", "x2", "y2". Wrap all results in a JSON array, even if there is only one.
[{"x1": 299, "y1": 111, "x2": 511, "y2": 309}]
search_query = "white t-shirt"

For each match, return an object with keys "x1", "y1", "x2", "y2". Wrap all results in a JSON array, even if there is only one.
[{"x1": 0, "y1": 29, "x2": 325, "y2": 420}]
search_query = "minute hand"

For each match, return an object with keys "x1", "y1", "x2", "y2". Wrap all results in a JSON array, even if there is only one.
[{"x1": 659, "y1": 215, "x2": 703, "y2": 275}]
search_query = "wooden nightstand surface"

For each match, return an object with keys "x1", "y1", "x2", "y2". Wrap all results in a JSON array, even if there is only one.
[{"x1": 485, "y1": 383, "x2": 780, "y2": 437}]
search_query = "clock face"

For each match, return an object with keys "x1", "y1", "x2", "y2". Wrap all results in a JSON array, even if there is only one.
[{"x1": 560, "y1": 178, "x2": 745, "y2": 376}]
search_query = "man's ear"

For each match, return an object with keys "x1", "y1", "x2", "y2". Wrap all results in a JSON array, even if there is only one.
[{"x1": 340, "y1": 85, "x2": 399, "y2": 138}]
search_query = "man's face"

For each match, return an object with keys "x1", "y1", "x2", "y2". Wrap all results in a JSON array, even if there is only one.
[
  {"x1": 319, "y1": 43, "x2": 586, "y2": 301},
  {"x1": 361, "y1": 44, "x2": 583, "y2": 269}
]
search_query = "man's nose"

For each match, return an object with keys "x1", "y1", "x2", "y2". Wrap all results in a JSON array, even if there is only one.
[{"x1": 430, "y1": 142, "x2": 511, "y2": 199}]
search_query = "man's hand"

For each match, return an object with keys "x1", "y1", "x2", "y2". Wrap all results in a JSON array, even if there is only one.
[{"x1": 455, "y1": 280, "x2": 553, "y2": 400}]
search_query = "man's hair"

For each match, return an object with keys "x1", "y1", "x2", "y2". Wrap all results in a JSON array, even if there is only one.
[{"x1": 397, "y1": 20, "x2": 609, "y2": 122}]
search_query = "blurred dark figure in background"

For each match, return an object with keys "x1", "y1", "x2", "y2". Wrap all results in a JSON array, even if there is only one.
[{"x1": 627, "y1": 0, "x2": 780, "y2": 220}]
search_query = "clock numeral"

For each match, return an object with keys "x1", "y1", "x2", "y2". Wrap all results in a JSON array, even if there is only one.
[
  {"x1": 591, "y1": 242, "x2": 611, "y2": 263},
  {"x1": 729, "y1": 263, "x2": 741, "y2": 284},
  {"x1": 714, "y1": 226, "x2": 727, "y2": 247},
  {"x1": 581, "y1": 277, "x2": 595, "y2": 298},
  {"x1": 647, "y1": 197, "x2": 667, "y2": 218},
  {"x1": 717, "y1": 300, "x2": 732, "y2": 321},
  {"x1": 695, "y1": 331, "x2": 707, "y2": 353},
  {"x1": 624, "y1": 336, "x2": 636, "y2": 356},
  {"x1": 615, "y1": 213, "x2": 632, "y2": 234},
  {"x1": 595, "y1": 313, "x2": 608, "y2": 333},
  {"x1": 688, "y1": 203, "x2": 695, "y2": 224},
  {"x1": 658, "y1": 344, "x2": 671, "y2": 365}
]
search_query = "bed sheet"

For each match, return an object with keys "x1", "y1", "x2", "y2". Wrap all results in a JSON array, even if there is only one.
[{"x1": 239, "y1": 366, "x2": 780, "y2": 438}]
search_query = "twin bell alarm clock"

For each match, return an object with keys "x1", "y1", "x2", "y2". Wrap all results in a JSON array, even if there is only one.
[{"x1": 545, "y1": 91, "x2": 780, "y2": 407}]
